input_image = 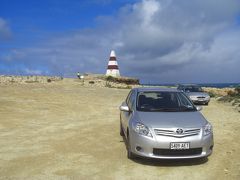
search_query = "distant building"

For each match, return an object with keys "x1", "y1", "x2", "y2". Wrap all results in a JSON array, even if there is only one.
[{"x1": 106, "y1": 50, "x2": 120, "y2": 77}]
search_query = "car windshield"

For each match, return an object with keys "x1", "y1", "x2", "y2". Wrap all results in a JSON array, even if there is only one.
[
  {"x1": 184, "y1": 86, "x2": 203, "y2": 92},
  {"x1": 137, "y1": 91, "x2": 196, "y2": 112}
]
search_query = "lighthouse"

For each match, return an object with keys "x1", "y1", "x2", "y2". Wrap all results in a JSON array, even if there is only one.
[{"x1": 106, "y1": 50, "x2": 120, "y2": 77}]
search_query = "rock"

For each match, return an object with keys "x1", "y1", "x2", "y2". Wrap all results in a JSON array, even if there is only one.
[{"x1": 224, "y1": 168, "x2": 229, "y2": 174}]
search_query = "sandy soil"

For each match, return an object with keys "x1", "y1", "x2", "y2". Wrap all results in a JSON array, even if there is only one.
[{"x1": 0, "y1": 80, "x2": 240, "y2": 180}]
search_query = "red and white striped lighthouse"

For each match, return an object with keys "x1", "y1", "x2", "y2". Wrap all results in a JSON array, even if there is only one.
[{"x1": 106, "y1": 50, "x2": 120, "y2": 77}]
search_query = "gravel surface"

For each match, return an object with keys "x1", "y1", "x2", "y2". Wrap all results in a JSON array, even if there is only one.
[{"x1": 0, "y1": 81, "x2": 239, "y2": 179}]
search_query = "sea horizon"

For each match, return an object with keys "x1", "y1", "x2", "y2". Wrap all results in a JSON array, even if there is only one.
[{"x1": 141, "y1": 83, "x2": 240, "y2": 88}]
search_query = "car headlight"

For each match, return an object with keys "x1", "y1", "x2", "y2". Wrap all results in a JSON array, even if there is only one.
[
  {"x1": 206, "y1": 95, "x2": 210, "y2": 100},
  {"x1": 189, "y1": 96, "x2": 197, "y2": 100},
  {"x1": 203, "y1": 123, "x2": 212, "y2": 136},
  {"x1": 134, "y1": 122, "x2": 152, "y2": 138}
]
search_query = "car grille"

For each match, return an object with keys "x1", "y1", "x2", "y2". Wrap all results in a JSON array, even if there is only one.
[
  {"x1": 197, "y1": 96, "x2": 205, "y2": 99},
  {"x1": 154, "y1": 128, "x2": 201, "y2": 138},
  {"x1": 153, "y1": 148, "x2": 202, "y2": 156}
]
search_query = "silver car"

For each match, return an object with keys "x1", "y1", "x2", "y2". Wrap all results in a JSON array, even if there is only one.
[
  {"x1": 177, "y1": 84, "x2": 210, "y2": 105},
  {"x1": 119, "y1": 88, "x2": 214, "y2": 160}
]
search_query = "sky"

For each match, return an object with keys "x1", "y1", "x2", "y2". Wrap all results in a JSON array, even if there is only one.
[{"x1": 0, "y1": 0, "x2": 240, "y2": 84}]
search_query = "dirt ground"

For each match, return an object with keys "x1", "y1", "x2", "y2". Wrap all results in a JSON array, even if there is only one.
[{"x1": 0, "y1": 80, "x2": 240, "y2": 180}]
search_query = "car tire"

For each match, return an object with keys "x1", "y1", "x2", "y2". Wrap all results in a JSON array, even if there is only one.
[
  {"x1": 127, "y1": 135, "x2": 135, "y2": 159},
  {"x1": 120, "y1": 123, "x2": 124, "y2": 136},
  {"x1": 205, "y1": 102, "x2": 209, "y2": 105}
]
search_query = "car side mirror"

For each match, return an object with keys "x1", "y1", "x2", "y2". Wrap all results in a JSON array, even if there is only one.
[
  {"x1": 196, "y1": 106, "x2": 203, "y2": 111},
  {"x1": 119, "y1": 105, "x2": 130, "y2": 112}
]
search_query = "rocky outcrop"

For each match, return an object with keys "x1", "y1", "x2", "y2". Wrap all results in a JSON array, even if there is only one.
[
  {"x1": 76, "y1": 73, "x2": 140, "y2": 89},
  {"x1": 0, "y1": 74, "x2": 140, "y2": 89},
  {"x1": 0, "y1": 75, "x2": 63, "y2": 84}
]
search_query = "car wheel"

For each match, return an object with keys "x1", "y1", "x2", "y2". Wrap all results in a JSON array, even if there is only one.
[
  {"x1": 127, "y1": 135, "x2": 135, "y2": 159},
  {"x1": 205, "y1": 102, "x2": 209, "y2": 105},
  {"x1": 120, "y1": 123, "x2": 124, "y2": 136}
]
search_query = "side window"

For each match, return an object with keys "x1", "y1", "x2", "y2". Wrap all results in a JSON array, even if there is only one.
[
  {"x1": 180, "y1": 96, "x2": 190, "y2": 106},
  {"x1": 178, "y1": 93, "x2": 194, "y2": 108},
  {"x1": 178, "y1": 86, "x2": 183, "y2": 91},
  {"x1": 126, "y1": 90, "x2": 136, "y2": 109},
  {"x1": 129, "y1": 91, "x2": 136, "y2": 109},
  {"x1": 126, "y1": 91, "x2": 133, "y2": 105}
]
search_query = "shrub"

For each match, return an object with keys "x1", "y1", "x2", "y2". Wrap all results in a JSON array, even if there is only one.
[
  {"x1": 208, "y1": 91, "x2": 216, "y2": 98},
  {"x1": 106, "y1": 76, "x2": 115, "y2": 82},
  {"x1": 234, "y1": 87, "x2": 240, "y2": 95},
  {"x1": 227, "y1": 90, "x2": 236, "y2": 96},
  {"x1": 105, "y1": 76, "x2": 139, "y2": 85}
]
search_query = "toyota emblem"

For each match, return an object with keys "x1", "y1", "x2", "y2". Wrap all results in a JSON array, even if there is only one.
[{"x1": 176, "y1": 128, "x2": 184, "y2": 134}]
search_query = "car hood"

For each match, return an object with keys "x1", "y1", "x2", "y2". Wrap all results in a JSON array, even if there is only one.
[
  {"x1": 186, "y1": 92, "x2": 209, "y2": 97},
  {"x1": 135, "y1": 111, "x2": 207, "y2": 129}
]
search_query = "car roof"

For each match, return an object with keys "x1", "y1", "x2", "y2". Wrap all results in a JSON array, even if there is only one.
[
  {"x1": 178, "y1": 84, "x2": 199, "y2": 87},
  {"x1": 133, "y1": 87, "x2": 181, "y2": 93}
]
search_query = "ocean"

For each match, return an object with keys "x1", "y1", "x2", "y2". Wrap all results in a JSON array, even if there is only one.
[{"x1": 141, "y1": 83, "x2": 240, "y2": 88}]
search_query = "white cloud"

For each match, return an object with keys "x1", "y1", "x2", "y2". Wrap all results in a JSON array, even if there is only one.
[
  {"x1": 24, "y1": 68, "x2": 42, "y2": 75},
  {"x1": 133, "y1": 0, "x2": 161, "y2": 26},
  {"x1": 0, "y1": 18, "x2": 11, "y2": 40}
]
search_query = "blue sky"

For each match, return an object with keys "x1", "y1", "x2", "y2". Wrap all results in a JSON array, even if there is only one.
[
  {"x1": 0, "y1": 0, "x2": 137, "y2": 47},
  {"x1": 0, "y1": 0, "x2": 240, "y2": 83}
]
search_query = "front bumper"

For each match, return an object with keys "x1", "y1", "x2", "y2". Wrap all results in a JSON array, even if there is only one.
[
  {"x1": 129, "y1": 129, "x2": 214, "y2": 159},
  {"x1": 190, "y1": 98, "x2": 210, "y2": 105}
]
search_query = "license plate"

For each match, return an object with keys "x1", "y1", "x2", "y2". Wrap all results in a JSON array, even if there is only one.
[{"x1": 170, "y1": 142, "x2": 190, "y2": 150}]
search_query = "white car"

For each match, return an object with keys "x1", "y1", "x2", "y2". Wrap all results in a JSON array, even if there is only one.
[
  {"x1": 177, "y1": 84, "x2": 210, "y2": 105},
  {"x1": 119, "y1": 88, "x2": 214, "y2": 160}
]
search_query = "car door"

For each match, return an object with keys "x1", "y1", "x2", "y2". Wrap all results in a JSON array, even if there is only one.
[{"x1": 121, "y1": 90, "x2": 136, "y2": 133}]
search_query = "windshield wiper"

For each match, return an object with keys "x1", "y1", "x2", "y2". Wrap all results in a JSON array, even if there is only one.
[{"x1": 150, "y1": 108, "x2": 180, "y2": 112}]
